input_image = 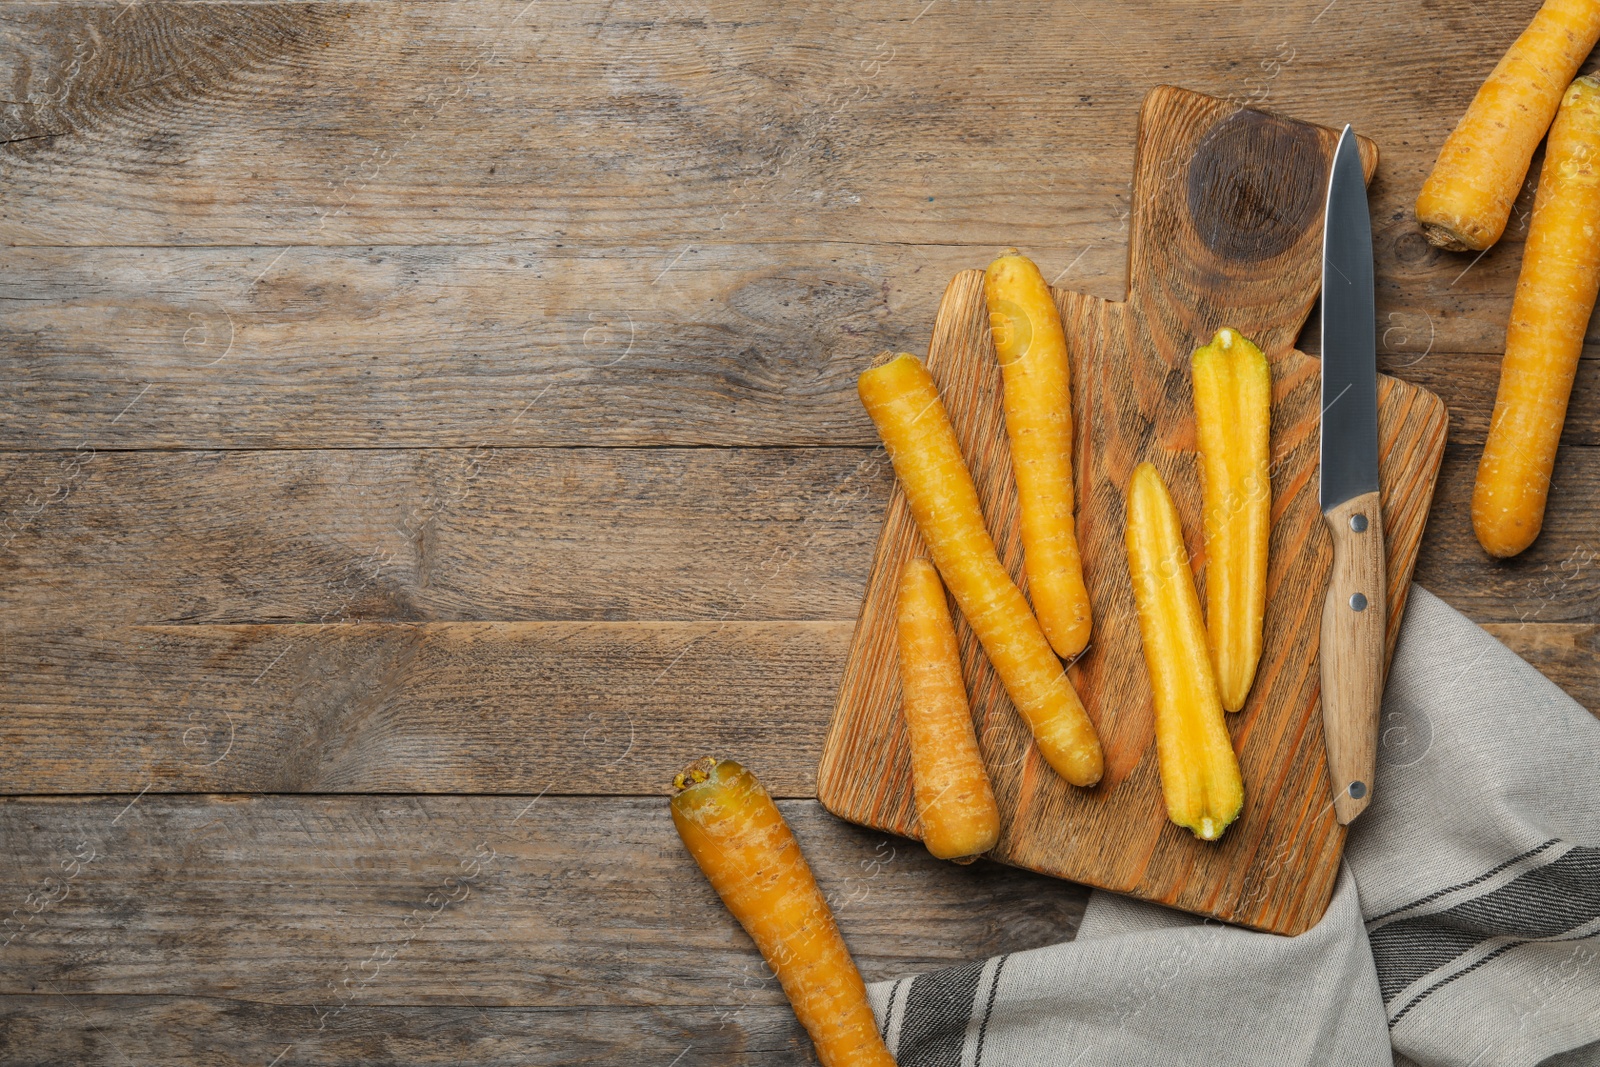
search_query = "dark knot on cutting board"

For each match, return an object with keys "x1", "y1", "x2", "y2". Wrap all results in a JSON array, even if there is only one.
[{"x1": 1186, "y1": 108, "x2": 1327, "y2": 263}]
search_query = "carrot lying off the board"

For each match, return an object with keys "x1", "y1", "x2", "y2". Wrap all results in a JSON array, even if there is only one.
[
  {"x1": 896, "y1": 556, "x2": 1000, "y2": 862},
  {"x1": 670, "y1": 758, "x2": 896, "y2": 1067},
  {"x1": 1415, "y1": 0, "x2": 1600, "y2": 251},
  {"x1": 859, "y1": 353, "x2": 1103, "y2": 787},
  {"x1": 984, "y1": 250, "x2": 1092, "y2": 658},
  {"x1": 1191, "y1": 327, "x2": 1272, "y2": 712},
  {"x1": 1124, "y1": 463, "x2": 1243, "y2": 841},
  {"x1": 1473, "y1": 75, "x2": 1600, "y2": 558}
]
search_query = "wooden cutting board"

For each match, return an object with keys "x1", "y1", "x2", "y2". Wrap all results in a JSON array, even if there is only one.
[{"x1": 816, "y1": 85, "x2": 1449, "y2": 936}]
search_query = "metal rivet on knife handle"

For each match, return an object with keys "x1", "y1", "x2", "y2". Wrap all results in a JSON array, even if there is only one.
[
  {"x1": 1350, "y1": 513, "x2": 1367, "y2": 532},
  {"x1": 1349, "y1": 593, "x2": 1368, "y2": 612}
]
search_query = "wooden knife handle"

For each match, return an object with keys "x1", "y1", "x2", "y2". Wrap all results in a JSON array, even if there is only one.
[{"x1": 1320, "y1": 490, "x2": 1386, "y2": 825}]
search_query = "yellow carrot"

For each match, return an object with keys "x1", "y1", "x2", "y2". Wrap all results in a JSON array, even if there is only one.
[
  {"x1": 671, "y1": 758, "x2": 896, "y2": 1067},
  {"x1": 896, "y1": 556, "x2": 1001, "y2": 862},
  {"x1": 1474, "y1": 74, "x2": 1600, "y2": 558},
  {"x1": 1124, "y1": 463, "x2": 1244, "y2": 841},
  {"x1": 1416, "y1": 0, "x2": 1600, "y2": 251},
  {"x1": 859, "y1": 353, "x2": 1103, "y2": 787},
  {"x1": 984, "y1": 250, "x2": 1092, "y2": 658},
  {"x1": 1191, "y1": 327, "x2": 1273, "y2": 712}
]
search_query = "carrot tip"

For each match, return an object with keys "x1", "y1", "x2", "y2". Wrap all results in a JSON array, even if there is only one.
[
  {"x1": 671, "y1": 756, "x2": 720, "y2": 794},
  {"x1": 1418, "y1": 219, "x2": 1476, "y2": 253}
]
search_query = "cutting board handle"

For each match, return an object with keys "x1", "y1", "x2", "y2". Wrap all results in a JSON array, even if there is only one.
[{"x1": 1126, "y1": 85, "x2": 1378, "y2": 362}]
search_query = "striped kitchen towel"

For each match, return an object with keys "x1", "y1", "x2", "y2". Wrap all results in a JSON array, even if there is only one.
[{"x1": 867, "y1": 587, "x2": 1600, "y2": 1067}]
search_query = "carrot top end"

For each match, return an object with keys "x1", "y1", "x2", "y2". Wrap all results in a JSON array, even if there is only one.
[{"x1": 671, "y1": 756, "x2": 723, "y2": 794}]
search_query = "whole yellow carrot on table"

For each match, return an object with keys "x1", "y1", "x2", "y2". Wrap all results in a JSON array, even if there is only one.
[
  {"x1": 671, "y1": 758, "x2": 896, "y2": 1067},
  {"x1": 1124, "y1": 462, "x2": 1243, "y2": 841},
  {"x1": 1190, "y1": 327, "x2": 1273, "y2": 712},
  {"x1": 859, "y1": 353, "x2": 1103, "y2": 787},
  {"x1": 896, "y1": 556, "x2": 1000, "y2": 862},
  {"x1": 1416, "y1": 0, "x2": 1600, "y2": 251},
  {"x1": 1473, "y1": 74, "x2": 1600, "y2": 558},
  {"x1": 984, "y1": 250, "x2": 1093, "y2": 658}
]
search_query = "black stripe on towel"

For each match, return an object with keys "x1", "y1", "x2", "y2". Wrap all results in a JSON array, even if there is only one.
[
  {"x1": 1366, "y1": 839, "x2": 1560, "y2": 925},
  {"x1": 895, "y1": 958, "x2": 986, "y2": 1067},
  {"x1": 881, "y1": 977, "x2": 909, "y2": 1041},
  {"x1": 974, "y1": 955, "x2": 1009, "y2": 1067},
  {"x1": 1370, "y1": 845, "x2": 1600, "y2": 1005},
  {"x1": 1390, "y1": 926, "x2": 1600, "y2": 1026}
]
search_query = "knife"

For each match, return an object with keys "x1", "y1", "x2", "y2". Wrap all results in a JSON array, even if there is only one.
[{"x1": 1320, "y1": 125, "x2": 1385, "y2": 826}]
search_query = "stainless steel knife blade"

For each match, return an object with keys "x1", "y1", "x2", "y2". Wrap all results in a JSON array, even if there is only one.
[{"x1": 1321, "y1": 127, "x2": 1381, "y2": 511}]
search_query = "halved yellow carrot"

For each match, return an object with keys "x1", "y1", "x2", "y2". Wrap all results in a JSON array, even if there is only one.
[
  {"x1": 670, "y1": 758, "x2": 896, "y2": 1067},
  {"x1": 1191, "y1": 327, "x2": 1273, "y2": 712},
  {"x1": 1416, "y1": 0, "x2": 1600, "y2": 251},
  {"x1": 896, "y1": 556, "x2": 1000, "y2": 862},
  {"x1": 1473, "y1": 74, "x2": 1600, "y2": 558},
  {"x1": 1124, "y1": 462, "x2": 1243, "y2": 841},
  {"x1": 859, "y1": 353, "x2": 1103, "y2": 787},
  {"x1": 984, "y1": 250, "x2": 1092, "y2": 658}
]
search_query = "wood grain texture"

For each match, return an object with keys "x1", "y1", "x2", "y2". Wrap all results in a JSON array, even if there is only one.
[
  {"x1": 1482, "y1": 623, "x2": 1600, "y2": 711},
  {"x1": 2, "y1": 445, "x2": 1597, "y2": 633},
  {"x1": 0, "y1": 796, "x2": 1087, "y2": 1005},
  {"x1": 0, "y1": 0, "x2": 1596, "y2": 1059},
  {"x1": 819, "y1": 88, "x2": 1450, "y2": 935},
  {"x1": 1319, "y1": 492, "x2": 1386, "y2": 825},
  {"x1": 0, "y1": 621, "x2": 852, "y2": 796},
  {"x1": 0, "y1": 619, "x2": 1590, "y2": 799},
  {"x1": 0, "y1": 241, "x2": 934, "y2": 450},
  {"x1": 1412, "y1": 442, "x2": 1600, "y2": 623},
  {"x1": 0, "y1": 0, "x2": 1579, "y2": 251},
  {"x1": 0, "y1": 0, "x2": 1592, "y2": 457},
  {"x1": 0, "y1": 997, "x2": 828, "y2": 1067},
  {"x1": 0, "y1": 1, "x2": 1461, "y2": 247},
  {"x1": 0, "y1": 241, "x2": 1596, "y2": 452},
  {"x1": 0, "y1": 447, "x2": 890, "y2": 624}
]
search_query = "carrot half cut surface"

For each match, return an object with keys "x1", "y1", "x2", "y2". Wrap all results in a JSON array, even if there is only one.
[
  {"x1": 1191, "y1": 327, "x2": 1272, "y2": 712},
  {"x1": 670, "y1": 758, "x2": 896, "y2": 1067},
  {"x1": 858, "y1": 352, "x2": 1103, "y2": 788},
  {"x1": 1123, "y1": 463, "x2": 1244, "y2": 841},
  {"x1": 896, "y1": 556, "x2": 1001, "y2": 862},
  {"x1": 984, "y1": 250, "x2": 1093, "y2": 658},
  {"x1": 1473, "y1": 74, "x2": 1600, "y2": 558}
]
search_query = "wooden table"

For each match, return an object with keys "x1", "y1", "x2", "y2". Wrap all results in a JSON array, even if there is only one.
[{"x1": 1, "y1": 2, "x2": 1595, "y2": 1063}]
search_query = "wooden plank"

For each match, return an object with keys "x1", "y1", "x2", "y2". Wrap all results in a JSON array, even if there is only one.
[
  {"x1": 0, "y1": 0, "x2": 1545, "y2": 249},
  {"x1": 0, "y1": 447, "x2": 890, "y2": 624},
  {"x1": 0, "y1": 617, "x2": 1589, "y2": 797},
  {"x1": 1482, "y1": 624, "x2": 1600, "y2": 713},
  {"x1": 821, "y1": 89, "x2": 1443, "y2": 936},
  {"x1": 1412, "y1": 443, "x2": 1600, "y2": 625},
  {"x1": 1374, "y1": 348, "x2": 1599, "y2": 449},
  {"x1": 5, "y1": 444, "x2": 1598, "y2": 631},
  {"x1": 0, "y1": 241, "x2": 943, "y2": 450},
  {"x1": 3, "y1": 239, "x2": 1597, "y2": 450},
  {"x1": 0, "y1": 997, "x2": 819, "y2": 1067},
  {"x1": 0, "y1": 621, "x2": 851, "y2": 795},
  {"x1": 0, "y1": 436, "x2": 1593, "y2": 799},
  {"x1": 0, "y1": 796, "x2": 1089, "y2": 1006}
]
